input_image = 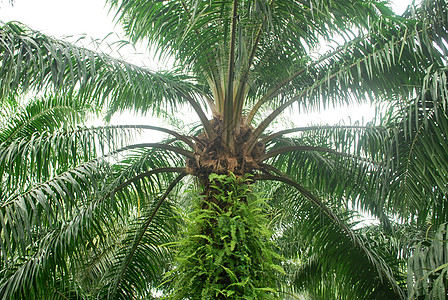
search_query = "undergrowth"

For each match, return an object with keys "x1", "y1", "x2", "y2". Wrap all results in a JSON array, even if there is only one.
[{"x1": 166, "y1": 173, "x2": 283, "y2": 299}]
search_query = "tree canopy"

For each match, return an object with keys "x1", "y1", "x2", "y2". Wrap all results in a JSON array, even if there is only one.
[{"x1": 0, "y1": 0, "x2": 448, "y2": 299}]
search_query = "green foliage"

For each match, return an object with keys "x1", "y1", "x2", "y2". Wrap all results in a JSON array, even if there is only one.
[
  {"x1": 407, "y1": 224, "x2": 448, "y2": 300},
  {"x1": 0, "y1": 83, "x2": 187, "y2": 299},
  {"x1": 265, "y1": 182, "x2": 404, "y2": 299},
  {"x1": 167, "y1": 173, "x2": 283, "y2": 299},
  {"x1": 1, "y1": 0, "x2": 448, "y2": 298}
]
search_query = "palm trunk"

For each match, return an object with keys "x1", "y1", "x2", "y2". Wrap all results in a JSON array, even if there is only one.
[{"x1": 168, "y1": 173, "x2": 282, "y2": 299}]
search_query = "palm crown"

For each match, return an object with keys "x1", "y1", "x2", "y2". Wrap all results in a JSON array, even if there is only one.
[{"x1": 1, "y1": 0, "x2": 448, "y2": 299}]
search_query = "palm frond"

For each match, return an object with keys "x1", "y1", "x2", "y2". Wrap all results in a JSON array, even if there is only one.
[
  {"x1": 0, "y1": 125, "x2": 148, "y2": 192},
  {"x1": 407, "y1": 223, "x2": 448, "y2": 299},
  {"x1": 104, "y1": 174, "x2": 186, "y2": 299},
  {"x1": 0, "y1": 94, "x2": 95, "y2": 144},
  {"x1": 0, "y1": 22, "x2": 199, "y2": 119},
  {"x1": 375, "y1": 69, "x2": 448, "y2": 226},
  {"x1": 247, "y1": 0, "x2": 448, "y2": 146},
  {"x1": 0, "y1": 192, "x2": 112, "y2": 299},
  {"x1": 263, "y1": 124, "x2": 396, "y2": 227},
  {"x1": 263, "y1": 181, "x2": 404, "y2": 299}
]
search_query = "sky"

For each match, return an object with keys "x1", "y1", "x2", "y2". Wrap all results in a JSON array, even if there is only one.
[
  {"x1": 0, "y1": 0, "x2": 415, "y2": 129},
  {"x1": 0, "y1": 0, "x2": 412, "y2": 37},
  {"x1": 0, "y1": 0, "x2": 117, "y2": 38}
]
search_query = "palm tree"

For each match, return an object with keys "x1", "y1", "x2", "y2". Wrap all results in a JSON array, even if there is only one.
[{"x1": 0, "y1": 0, "x2": 447, "y2": 298}]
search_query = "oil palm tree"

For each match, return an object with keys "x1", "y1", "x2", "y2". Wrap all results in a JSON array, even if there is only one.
[{"x1": 0, "y1": 0, "x2": 447, "y2": 298}]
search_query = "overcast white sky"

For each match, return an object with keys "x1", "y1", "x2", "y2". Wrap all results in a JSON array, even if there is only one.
[
  {"x1": 0, "y1": 0, "x2": 117, "y2": 37},
  {"x1": 0, "y1": 0, "x2": 413, "y2": 40},
  {"x1": 0, "y1": 0, "x2": 412, "y2": 36},
  {"x1": 0, "y1": 0, "x2": 415, "y2": 128}
]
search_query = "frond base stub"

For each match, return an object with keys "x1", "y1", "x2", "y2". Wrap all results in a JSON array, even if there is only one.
[{"x1": 186, "y1": 116, "x2": 265, "y2": 179}]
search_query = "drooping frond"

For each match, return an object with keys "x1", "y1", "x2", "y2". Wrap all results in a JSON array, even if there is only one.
[
  {"x1": 0, "y1": 124, "x2": 150, "y2": 192},
  {"x1": 247, "y1": 0, "x2": 448, "y2": 145},
  {"x1": 375, "y1": 73, "x2": 448, "y2": 226},
  {"x1": 262, "y1": 124, "x2": 396, "y2": 227},
  {"x1": 0, "y1": 22, "x2": 201, "y2": 119},
  {"x1": 262, "y1": 181, "x2": 404, "y2": 299},
  {"x1": 0, "y1": 93, "x2": 192, "y2": 297},
  {"x1": 407, "y1": 223, "x2": 448, "y2": 299},
  {"x1": 0, "y1": 183, "x2": 112, "y2": 299},
  {"x1": 102, "y1": 174, "x2": 186, "y2": 299},
  {"x1": 0, "y1": 94, "x2": 95, "y2": 143},
  {"x1": 0, "y1": 146, "x2": 187, "y2": 299}
]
